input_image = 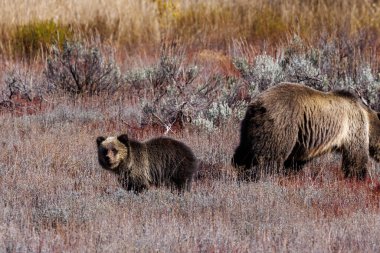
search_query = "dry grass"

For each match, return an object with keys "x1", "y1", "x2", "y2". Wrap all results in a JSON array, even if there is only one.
[
  {"x1": 1, "y1": 95, "x2": 380, "y2": 252},
  {"x1": 1, "y1": 1, "x2": 380, "y2": 252},
  {"x1": 1, "y1": 0, "x2": 380, "y2": 57}
]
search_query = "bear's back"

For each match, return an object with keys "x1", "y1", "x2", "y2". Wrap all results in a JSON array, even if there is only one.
[
  {"x1": 144, "y1": 137, "x2": 194, "y2": 159},
  {"x1": 257, "y1": 83, "x2": 362, "y2": 113}
]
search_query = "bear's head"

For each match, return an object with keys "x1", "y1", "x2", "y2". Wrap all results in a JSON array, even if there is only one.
[{"x1": 96, "y1": 134, "x2": 130, "y2": 171}]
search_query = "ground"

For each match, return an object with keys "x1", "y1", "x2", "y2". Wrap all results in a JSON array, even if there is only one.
[{"x1": 1, "y1": 97, "x2": 380, "y2": 252}]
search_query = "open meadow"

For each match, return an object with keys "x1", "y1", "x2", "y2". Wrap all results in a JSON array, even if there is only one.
[{"x1": 1, "y1": 0, "x2": 380, "y2": 252}]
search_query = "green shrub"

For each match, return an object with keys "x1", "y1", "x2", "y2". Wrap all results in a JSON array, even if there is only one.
[{"x1": 12, "y1": 20, "x2": 73, "y2": 58}]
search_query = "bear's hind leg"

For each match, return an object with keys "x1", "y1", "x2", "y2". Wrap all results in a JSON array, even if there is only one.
[{"x1": 342, "y1": 148, "x2": 368, "y2": 180}]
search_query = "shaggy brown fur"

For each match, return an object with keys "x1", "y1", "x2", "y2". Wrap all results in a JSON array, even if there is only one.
[
  {"x1": 96, "y1": 134, "x2": 198, "y2": 193},
  {"x1": 232, "y1": 82, "x2": 380, "y2": 180}
]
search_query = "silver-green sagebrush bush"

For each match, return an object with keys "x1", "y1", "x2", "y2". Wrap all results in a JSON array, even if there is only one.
[
  {"x1": 233, "y1": 36, "x2": 380, "y2": 109},
  {"x1": 45, "y1": 42, "x2": 122, "y2": 96},
  {"x1": 124, "y1": 47, "x2": 247, "y2": 131},
  {"x1": 0, "y1": 66, "x2": 47, "y2": 113},
  {"x1": 124, "y1": 46, "x2": 199, "y2": 129}
]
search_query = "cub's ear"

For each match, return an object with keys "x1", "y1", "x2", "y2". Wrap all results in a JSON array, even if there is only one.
[
  {"x1": 96, "y1": 136, "x2": 106, "y2": 146},
  {"x1": 117, "y1": 134, "x2": 129, "y2": 146}
]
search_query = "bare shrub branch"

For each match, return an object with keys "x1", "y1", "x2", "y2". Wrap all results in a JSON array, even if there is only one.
[{"x1": 45, "y1": 42, "x2": 122, "y2": 96}]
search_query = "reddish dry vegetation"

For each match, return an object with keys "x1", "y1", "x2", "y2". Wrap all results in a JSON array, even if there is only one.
[
  {"x1": 1, "y1": 0, "x2": 380, "y2": 251},
  {"x1": 0, "y1": 92, "x2": 45, "y2": 116},
  {"x1": 1, "y1": 94, "x2": 380, "y2": 252}
]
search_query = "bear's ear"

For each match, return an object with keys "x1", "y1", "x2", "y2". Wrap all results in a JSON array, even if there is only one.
[
  {"x1": 117, "y1": 134, "x2": 129, "y2": 146},
  {"x1": 96, "y1": 136, "x2": 106, "y2": 146}
]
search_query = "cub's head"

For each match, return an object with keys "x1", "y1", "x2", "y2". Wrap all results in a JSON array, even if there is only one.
[{"x1": 96, "y1": 134, "x2": 130, "y2": 171}]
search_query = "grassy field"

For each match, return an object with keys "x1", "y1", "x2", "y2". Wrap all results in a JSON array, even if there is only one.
[
  {"x1": 1, "y1": 99, "x2": 380, "y2": 252},
  {"x1": 1, "y1": 0, "x2": 380, "y2": 252},
  {"x1": 1, "y1": 0, "x2": 380, "y2": 57}
]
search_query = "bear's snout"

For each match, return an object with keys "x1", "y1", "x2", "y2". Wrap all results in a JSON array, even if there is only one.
[{"x1": 105, "y1": 155, "x2": 111, "y2": 163}]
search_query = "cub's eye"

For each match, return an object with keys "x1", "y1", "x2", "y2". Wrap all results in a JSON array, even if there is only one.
[{"x1": 111, "y1": 148, "x2": 118, "y2": 154}]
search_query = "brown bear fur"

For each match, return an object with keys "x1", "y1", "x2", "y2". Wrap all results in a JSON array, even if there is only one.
[
  {"x1": 97, "y1": 134, "x2": 198, "y2": 193},
  {"x1": 232, "y1": 82, "x2": 380, "y2": 180}
]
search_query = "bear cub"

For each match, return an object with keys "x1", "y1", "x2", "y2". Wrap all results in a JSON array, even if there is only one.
[{"x1": 97, "y1": 134, "x2": 198, "y2": 193}]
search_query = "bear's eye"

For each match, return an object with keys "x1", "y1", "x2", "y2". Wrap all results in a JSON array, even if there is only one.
[{"x1": 112, "y1": 148, "x2": 118, "y2": 154}]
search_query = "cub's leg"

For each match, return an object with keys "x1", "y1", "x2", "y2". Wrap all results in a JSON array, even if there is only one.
[{"x1": 118, "y1": 173, "x2": 147, "y2": 193}]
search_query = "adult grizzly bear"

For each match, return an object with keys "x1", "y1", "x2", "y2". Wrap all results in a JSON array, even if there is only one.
[
  {"x1": 232, "y1": 82, "x2": 380, "y2": 180},
  {"x1": 96, "y1": 134, "x2": 198, "y2": 193}
]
